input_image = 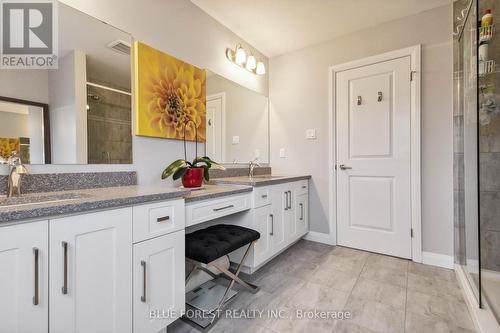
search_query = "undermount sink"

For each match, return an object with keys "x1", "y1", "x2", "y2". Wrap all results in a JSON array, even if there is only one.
[{"x1": 0, "y1": 193, "x2": 92, "y2": 208}]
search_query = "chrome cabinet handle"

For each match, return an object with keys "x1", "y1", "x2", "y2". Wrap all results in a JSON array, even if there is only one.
[
  {"x1": 157, "y1": 216, "x2": 170, "y2": 222},
  {"x1": 141, "y1": 261, "x2": 147, "y2": 303},
  {"x1": 33, "y1": 247, "x2": 39, "y2": 305},
  {"x1": 213, "y1": 204, "x2": 234, "y2": 212},
  {"x1": 261, "y1": 194, "x2": 268, "y2": 199},
  {"x1": 299, "y1": 203, "x2": 304, "y2": 221},
  {"x1": 284, "y1": 192, "x2": 289, "y2": 210},
  {"x1": 270, "y1": 214, "x2": 274, "y2": 236},
  {"x1": 287, "y1": 191, "x2": 292, "y2": 209},
  {"x1": 61, "y1": 242, "x2": 68, "y2": 295},
  {"x1": 339, "y1": 164, "x2": 352, "y2": 170}
]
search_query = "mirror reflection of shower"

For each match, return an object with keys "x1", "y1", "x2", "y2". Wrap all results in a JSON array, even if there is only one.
[{"x1": 86, "y1": 82, "x2": 132, "y2": 164}]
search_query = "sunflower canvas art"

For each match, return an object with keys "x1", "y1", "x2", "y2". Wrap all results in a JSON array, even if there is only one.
[
  {"x1": 134, "y1": 41, "x2": 206, "y2": 142},
  {"x1": 0, "y1": 137, "x2": 20, "y2": 159}
]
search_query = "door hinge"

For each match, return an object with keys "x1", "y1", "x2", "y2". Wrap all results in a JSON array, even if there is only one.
[
  {"x1": 410, "y1": 228, "x2": 414, "y2": 238},
  {"x1": 410, "y1": 71, "x2": 417, "y2": 82}
]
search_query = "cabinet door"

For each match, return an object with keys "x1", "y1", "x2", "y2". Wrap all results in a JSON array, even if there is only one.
[
  {"x1": 270, "y1": 186, "x2": 286, "y2": 253},
  {"x1": 133, "y1": 231, "x2": 185, "y2": 333},
  {"x1": 0, "y1": 221, "x2": 48, "y2": 333},
  {"x1": 283, "y1": 187, "x2": 297, "y2": 241},
  {"x1": 295, "y1": 193, "x2": 309, "y2": 238},
  {"x1": 49, "y1": 208, "x2": 133, "y2": 333},
  {"x1": 253, "y1": 205, "x2": 272, "y2": 265}
]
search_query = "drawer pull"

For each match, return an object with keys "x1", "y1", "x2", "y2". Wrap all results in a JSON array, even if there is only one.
[
  {"x1": 261, "y1": 194, "x2": 268, "y2": 199},
  {"x1": 213, "y1": 204, "x2": 235, "y2": 212},
  {"x1": 141, "y1": 261, "x2": 147, "y2": 303},
  {"x1": 157, "y1": 216, "x2": 170, "y2": 223},
  {"x1": 33, "y1": 247, "x2": 39, "y2": 306},
  {"x1": 270, "y1": 214, "x2": 274, "y2": 236},
  {"x1": 61, "y1": 241, "x2": 68, "y2": 295},
  {"x1": 302, "y1": 185, "x2": 307, "y2": 189}
]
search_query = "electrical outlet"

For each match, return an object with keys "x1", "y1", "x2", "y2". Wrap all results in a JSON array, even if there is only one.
[
  {"x1": 232, "y1": 136, "x2": 240, "y2": 144},
  {"x1": 306, "y1": 129, "x2": 317, "y2": 140},
  {"x1": 279, "y1": 148, "x2": 286, "y2": 158},
  {"x1": 255, "y1": 149, "x2": 260, "y2": 158}
]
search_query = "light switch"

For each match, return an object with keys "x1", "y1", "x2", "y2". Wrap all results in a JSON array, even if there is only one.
[
  {"x1": 279, "y1": 148, "x2": 286, "y2": 158},
  {"x1": 232, "y1": 136, "x2": 240, "y2": 144},
  {"x1": 306, "y1": 129, "x2": 317, "y2": 140}
]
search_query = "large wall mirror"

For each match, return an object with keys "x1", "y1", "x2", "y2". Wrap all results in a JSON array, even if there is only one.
[
  {"x1": 206, "y1": 71, "x2": 269, "y2": 164},
  {"x1": 0, "y1": 3, "x2": 132, "y2": 165}
]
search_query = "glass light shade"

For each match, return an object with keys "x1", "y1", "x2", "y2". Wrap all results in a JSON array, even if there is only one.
[
  {"x1": 235, "y1": 46, "x2": 247, "y2": 65},
  {"x1": 246, "y1": 55, "x2": 257, "y2": 70},
  {"x1": 256, "y1": 61, "x2": 266, "y2": 75}
]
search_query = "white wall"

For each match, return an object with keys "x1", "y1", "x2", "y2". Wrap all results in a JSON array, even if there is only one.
[
  {"x1": 269, "y1": 5, "x2": 454, "y2": 256},
  {"x1": 3, "y1": 0, "x2": 269, "y2": 184}
]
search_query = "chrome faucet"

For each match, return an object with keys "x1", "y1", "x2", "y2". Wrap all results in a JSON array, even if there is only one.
[
  {"x1": 6, "y1": 151, "x2": 28, "y2": 197},
  {"x1": 248, "y1": 159, "x2": 261, "y2": 178}
]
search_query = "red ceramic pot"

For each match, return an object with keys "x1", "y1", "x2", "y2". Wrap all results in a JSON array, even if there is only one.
[{"x1": 182, "y1": 167, "x2": 204, "y2": 188}]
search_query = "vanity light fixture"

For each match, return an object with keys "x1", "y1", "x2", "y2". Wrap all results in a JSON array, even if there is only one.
[{"x1": 226, "y1": 44, "x2": 266, "y2": 75}]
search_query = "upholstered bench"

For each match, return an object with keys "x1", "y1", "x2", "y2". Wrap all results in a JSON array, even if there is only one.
[{"x1": 185, "y1": 224, "x2": 260, "y2": 326}]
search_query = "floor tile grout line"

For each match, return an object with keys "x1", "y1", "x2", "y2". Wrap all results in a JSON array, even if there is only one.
[{"x1": 403, "y1": 261, "x2": 409, "y2": 333}]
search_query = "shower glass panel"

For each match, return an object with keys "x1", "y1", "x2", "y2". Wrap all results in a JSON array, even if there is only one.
[
  {"x1": 454, "y1": 0, "x2": 480, "y2": 302},
  {"x1": 479, "y1": 0, "x2": 500, "y2": 323},
  {"x1": 86, "y1": 84, "x2": 132, "y2": 164}
]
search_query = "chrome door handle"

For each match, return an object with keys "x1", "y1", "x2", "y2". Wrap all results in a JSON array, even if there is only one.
[
  {"x1": 270, "y1": 214, "x2": 274, "y2": 236},
  {"x1": 339, "y1": 164, "x2": 352, "y2": 170},
  {"x1": 61, "y1": 241, "x2": 68, "y2": 295},
  {"x1": 33, "y1": 247, "x2": 39, "y2": 305},
  {"x1": 141, "y1": 261, "x2": 147, "y2": 303},
  {"x1": 299, "y1": 203, "x2": 304, "y2": 221},
  {"x1": 288, "y1": 191, "x2": 292, "y2": 209}
]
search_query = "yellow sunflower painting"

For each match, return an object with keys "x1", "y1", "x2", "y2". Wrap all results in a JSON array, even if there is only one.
[
  {"x1": 134, "y1": 41, "x2": 206, "y2": 142},
  {"x1": 0, "y1": 138, "x2": 20, "y2": 159}
]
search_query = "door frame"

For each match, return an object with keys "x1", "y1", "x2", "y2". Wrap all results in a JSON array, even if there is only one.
[
  {"x1": 206, "y1": 92, "x2": 226, "y2": 162},
  {"x1": 328, "y1": 45, "x2": 422, "y2": 262}
]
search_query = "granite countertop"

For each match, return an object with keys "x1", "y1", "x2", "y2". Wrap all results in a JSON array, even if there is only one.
[
  {"x1": 0, "y1": 185, "x2": 190, "y2": 223},
  {"x1": 184, "y1": 184, "x2": 253, "y2": 203},
  {"x1": 210, "y1": 175, "x2": 311, "y2": 187}
]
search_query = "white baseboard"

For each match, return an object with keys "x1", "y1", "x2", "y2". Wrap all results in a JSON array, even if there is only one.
[
  {"x1": 421, "y1": 251, "x2": 454, "y2": 269},
  {"x1": 303, "y1": 231, "x2": 336, "y2": 245},
  {"x1": 455, "y1": 265, "x2": 500, "y2": 333}
]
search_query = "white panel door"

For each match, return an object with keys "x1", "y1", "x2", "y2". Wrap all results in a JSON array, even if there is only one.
[
  {"x1": 206, "y1": 95, "x2": 224, "y2": 162},
  {"x1": 336, "y1": 56, "x2": 412, "y2": 258},
  {"x1": 49, "y1": 208, "x2": 133, "y2": 333},
  {"x1": 133, "y1": 230, "x2": 185, "y2": 333},
  {"x1": 0, "y1": 221, "x2": 48, "y2": 333}
]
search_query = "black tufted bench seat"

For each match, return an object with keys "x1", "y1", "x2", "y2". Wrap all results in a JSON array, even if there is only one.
[
  {"x1": 184, "y1": 224, "x2": 260, "y2": 327},
  {"x1": 186, "y1": 224, "x2": 260, "y2": 264}
]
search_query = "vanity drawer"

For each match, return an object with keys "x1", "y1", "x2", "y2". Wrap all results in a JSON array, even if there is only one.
[
  {"x1": 253, "y1": 187, "x2": 271, "y2": 208},
  {"x1": 133, "y1": 199, "x2": 185, "y2": 243},
  {"x1": 186, "y1": 194, "x2": 251, "y2": 227},
  {"x1": 295, "y1": 180, "x2": 309, "y2": 196}
]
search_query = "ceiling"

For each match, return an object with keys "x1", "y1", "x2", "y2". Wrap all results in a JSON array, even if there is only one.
[{"x1": 191, "y1": 0, "x2": 452, "y2": 57}]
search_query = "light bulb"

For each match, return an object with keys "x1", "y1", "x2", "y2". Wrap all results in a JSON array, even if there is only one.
[
  {"x1": 235, "y1": 46, "x2": 247, "y2": 65},
  {"x1": 246, "y1": 55, "x2": 256, "y2": 71},
  {"x1": 256, "y1": 61, "x2": 266, "y2": 75}
]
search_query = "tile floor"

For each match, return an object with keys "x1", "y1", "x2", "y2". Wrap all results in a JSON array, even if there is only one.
[{"x1": 169, "y1": 240, "x2": 475, "y2": 333}]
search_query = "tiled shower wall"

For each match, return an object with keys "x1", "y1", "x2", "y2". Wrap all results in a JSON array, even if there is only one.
[
  {"x1": 87, "y1": 83, "x2": 132, "y2": 164},
  {"x1": 479, "y1": 0, "x2": 500, "y2": 272}
]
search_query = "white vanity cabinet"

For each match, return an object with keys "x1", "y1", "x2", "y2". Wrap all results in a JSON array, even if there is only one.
[
  {"x1": 49, "y1": 208, "x2": 133, "y2": 333},
  {"x1": 132, "y1": 199, "x2": 185, "y2": 333},
  {"x1": 0, "y1": 221, "x2": 49, "y2": 333},
  {"x1": 229, "y1": 179, "x2": 309, "y2": 272}
]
